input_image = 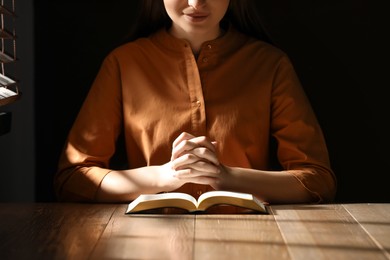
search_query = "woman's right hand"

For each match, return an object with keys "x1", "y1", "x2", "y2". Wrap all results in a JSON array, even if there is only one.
[
  {"x1": 97, "y1": 132, "x2": 222, "y2": 201},
  {"x1": 166, "y1": 132, "x2": 221, "y2": 187}
]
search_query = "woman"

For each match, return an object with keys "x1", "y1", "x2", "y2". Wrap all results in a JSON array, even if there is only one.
[{"x1": 54, "y1": 0, "x2": 337, "y2": 206}]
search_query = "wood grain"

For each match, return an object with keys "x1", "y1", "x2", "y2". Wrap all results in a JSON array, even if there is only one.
[
  {"x1": 343, "y1": 203, "x2": 390, "y2": 258},
  {"x1": 0, "y1": 203, "x2": 116, "y2": 260},
  {"x1": 1, "y1": 203, "x2": 389, "y2": 260},
  {"x1": 91, "y1": 205, "x2": 195, "y2": 259},
  {"x1": 194, "y1": 214, "x2": 290, "y2": 260},
  {"x1": 271, "y1": 204, "x2": 390, "y2": 260}
]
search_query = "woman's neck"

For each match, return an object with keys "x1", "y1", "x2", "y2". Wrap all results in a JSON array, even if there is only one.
[{"x1": 168, "y1": 25, "x2": 224, "y2": 56}]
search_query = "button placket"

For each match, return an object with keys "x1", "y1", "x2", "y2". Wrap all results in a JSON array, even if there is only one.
[{"x1": 186, "y1": 44, "x2": 207, "y2": 135}]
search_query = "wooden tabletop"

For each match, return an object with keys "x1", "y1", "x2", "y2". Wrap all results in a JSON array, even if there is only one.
[{"x1": 0, "y1": 203, "x2": 389, "y2": 259}]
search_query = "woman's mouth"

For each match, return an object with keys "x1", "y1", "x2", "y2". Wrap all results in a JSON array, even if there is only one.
[
  {"x1": 182, "y1": 4, "x2": 210, "y2": 21},
  {"x1": 184, "y1": 12, "x2": 209, "y2": 22}
]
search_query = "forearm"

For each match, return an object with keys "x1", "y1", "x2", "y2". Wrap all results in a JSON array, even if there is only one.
[
  {"x1": 167, "y1": 133, "x2": 312, "y2": 203},
  {"x1": 95, "y1": 164, "x2": 183, "y2": 202},
  {"x1": 216, "y1": 166, "x2": 315, "y2": 204}
]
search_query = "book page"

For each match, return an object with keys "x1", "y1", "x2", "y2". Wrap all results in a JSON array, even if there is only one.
[
  {"x1": 197, "y1": 191, "x2": 267, "y2": 213},
  {"x1": 126, "y1": 192, "x2": 198, "y2": 213}
]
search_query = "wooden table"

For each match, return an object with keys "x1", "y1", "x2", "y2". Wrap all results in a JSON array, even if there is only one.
[{"x1": 0, "y1": 203, "x2": 389, "y2": 259}]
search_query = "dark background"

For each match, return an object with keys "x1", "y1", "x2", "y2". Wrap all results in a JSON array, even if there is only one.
[{"x1": 28, "y1": 0, "x2": 389, "y2": 202}]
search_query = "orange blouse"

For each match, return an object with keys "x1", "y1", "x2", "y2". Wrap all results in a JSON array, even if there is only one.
[{"x1": 54, "y1": 27, "x2": 337, "y2": 203}]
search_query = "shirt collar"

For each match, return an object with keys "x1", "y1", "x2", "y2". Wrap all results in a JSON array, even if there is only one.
[{"x1": 150, "y1": 25, "x2": 250, "y2": 56}]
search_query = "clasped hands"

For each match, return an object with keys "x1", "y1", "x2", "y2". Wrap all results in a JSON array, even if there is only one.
[{"x1": 167, "y1": 132, "x2": 224, "y2": 189}]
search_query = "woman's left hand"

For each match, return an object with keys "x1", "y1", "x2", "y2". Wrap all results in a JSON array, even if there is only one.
[{"x1": 169, "y1": 132, "x2": 222, "y2": 186}]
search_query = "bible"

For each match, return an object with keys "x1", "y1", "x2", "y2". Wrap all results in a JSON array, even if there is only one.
[{"x1": 125, "y1": 190, "x2": 268, "y2": 214}]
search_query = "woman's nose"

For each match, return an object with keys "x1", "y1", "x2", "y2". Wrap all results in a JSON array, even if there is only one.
[{"x1": 188, "y1": 0, "x2": 206, "y2": 9}]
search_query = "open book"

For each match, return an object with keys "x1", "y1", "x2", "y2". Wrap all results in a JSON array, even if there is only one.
[{"x1": 125, "y1": 191, "x2": 268, "y2": 214}]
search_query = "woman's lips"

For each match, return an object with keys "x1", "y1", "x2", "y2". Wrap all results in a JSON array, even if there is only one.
[{"x1": 184, "y1": 12, "x2": 209, "y2": 22}]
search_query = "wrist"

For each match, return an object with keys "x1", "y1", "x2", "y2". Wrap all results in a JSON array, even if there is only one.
[
  {"x1": 214, "y1": 164, "x2": 234, "y2": 190},
  {"x1": 156, "y1": 163, "x2": 184, "y2": 192}
]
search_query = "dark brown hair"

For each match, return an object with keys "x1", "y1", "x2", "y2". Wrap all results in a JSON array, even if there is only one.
[{"x1": 124, "y1": 0, "x2": 271, "y2": 43}]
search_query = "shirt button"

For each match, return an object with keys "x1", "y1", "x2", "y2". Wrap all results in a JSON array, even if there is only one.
[
  {"x1": 207, "y1": 44, "x2": 212, "y2": 49},
  {"x1": 202, "y1": 57, "x2": 208, "y2": 63},
  {"x1": 197, "y1": 190, "x2": 203, "y2": 195}
]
